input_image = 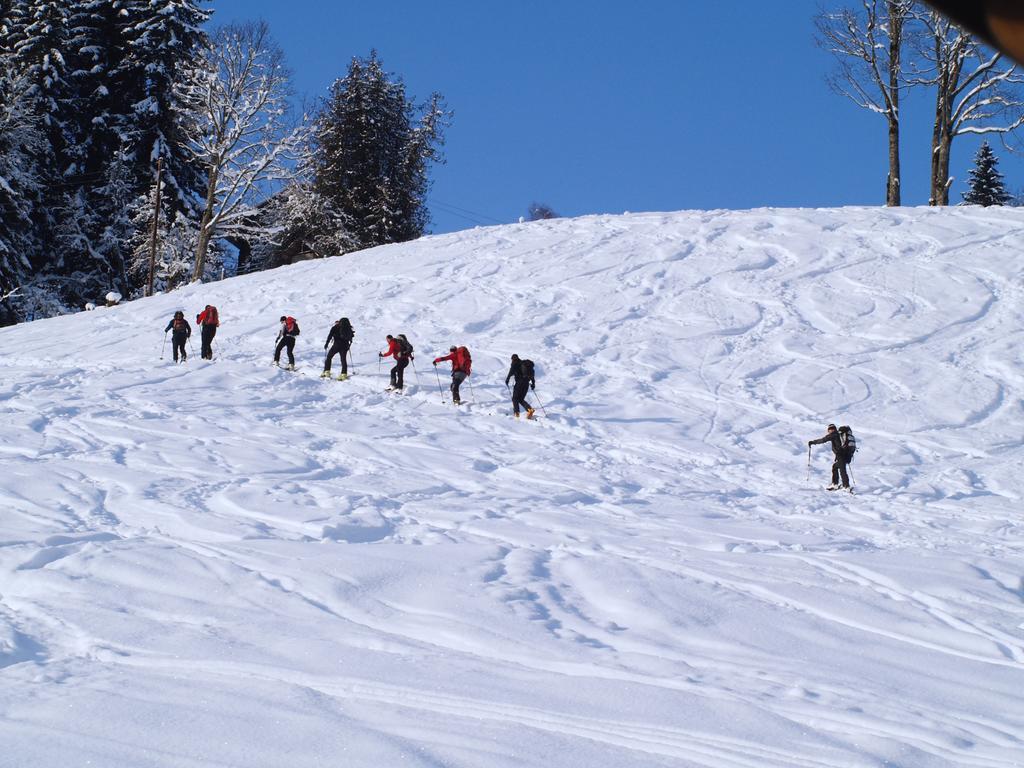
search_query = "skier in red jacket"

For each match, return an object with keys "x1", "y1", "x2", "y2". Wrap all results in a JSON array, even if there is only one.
[
  {"x1": 195, "y1": 305, "x2": 219, "y2": 360},
  {"x1": 379, "y1": 334, "x2": 413, "y2": 390},
  {"x1": 433, "y1": 345, "x2": 472, "y2": 404}
]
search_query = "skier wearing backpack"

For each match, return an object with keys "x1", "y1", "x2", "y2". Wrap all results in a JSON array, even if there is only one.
[
  {"x1": 195, "y1": 305, "x2": 219, "y2": 360},
  {"x1": 433, "y1": 345, "x2": 472, "y2": 405},
  {"x1": 274, "y1": 316, "x2": 301, "y2": 369},
  {"x1": 164, "y1": 310, "x2": 192, "y2": 363},
  {"x1": 505, "y1": 354, "x2": 536, "y2": 418},
  {"x1": 379, "y1": 333, "x2": 413, "y2": 390},
  {"x1": 808, "y1": 423, "x2": 857, "y2": 491},
  {"x1": 322, "y1": 317, "x2": 354, "y2": 379}
]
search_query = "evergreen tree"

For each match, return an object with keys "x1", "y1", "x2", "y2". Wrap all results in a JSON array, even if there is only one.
[
  {"x1": 5, "y1": 0, "x2": 72, "y2": 286},
  {"x1": 248, "y1": 182, "x2": 357, "y2": 272},
  {"x1": 962, "y1": 141, "x2": 1011, "y2": 207},
  {"x1": 105, "y1": 0, "x2": 209, "y2": 297},
  {"x1": 113, "y1": 0, "x2": 211, "y2": 224},
  {"x1": 61, "y1": 0, "x2": 141, "y2": 296},
  {"x1": 312, "y1": 51, "x2": 450, "y2": 251},
  {"x1": 0, "y1": 68, "x2": 46, "y2": 322}
]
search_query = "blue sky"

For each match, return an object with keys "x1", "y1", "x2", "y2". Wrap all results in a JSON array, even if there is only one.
[{"x1": 209, "y1": 0, "x2": 1018, "y2": 235}]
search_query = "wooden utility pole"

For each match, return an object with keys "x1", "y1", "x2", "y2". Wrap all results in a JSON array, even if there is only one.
[{"x1": 146, "y1": 158, "x2": 164, "y2": 297}]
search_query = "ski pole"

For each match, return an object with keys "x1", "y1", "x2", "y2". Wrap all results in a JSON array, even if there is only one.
[
  {"x1": 412, "y1": 358, "x2": 421, "y2": 385},
  {"x1": 349, "y1": 349, "x2": 355, "y2": 375},
  {"x1": 533, "y1": 389, "x2": 549, "y2": 418},
  {"x1": 187, "y1": 335, "x2": 196, "y2": 360},
  {"x1": 160, "y1": 331, "x2": 168, "y2": 359},
  {"x1": 848, "y1": 462, "x2": 855, "y2": 489},
  {"x1": 806, "y1": 445, "x2": 811, "y2": 482},
  {"x1": 433, "y1": 365, "x2": 447, "y2": 403}
]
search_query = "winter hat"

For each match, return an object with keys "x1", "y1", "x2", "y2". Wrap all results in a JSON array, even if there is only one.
[{"x1": 827, "y1": 423, "x2": 837, "y2": 431}]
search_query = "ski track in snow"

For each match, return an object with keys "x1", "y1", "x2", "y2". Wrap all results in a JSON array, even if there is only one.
[{"x1": 1, "y1": 207, "x2": 1023, "y2": 767}]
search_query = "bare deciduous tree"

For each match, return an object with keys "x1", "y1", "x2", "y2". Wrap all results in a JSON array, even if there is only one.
[
  {"x1": 912, "y1": 9, "x2": 1024, "y2": 205},
  {"x1": 180, "y1": 21, "x2": 307, "y2": 281},
  {"x1": 816, "y1": 0, "x2": 914, "y2": 206}
]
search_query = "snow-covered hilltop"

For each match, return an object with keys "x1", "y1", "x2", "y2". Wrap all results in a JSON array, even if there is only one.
[{"x1": 2, "y1": 207, "x2": 1023, "y2": 767}]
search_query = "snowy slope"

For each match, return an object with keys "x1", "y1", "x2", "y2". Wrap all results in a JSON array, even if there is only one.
[{"x1": 1, "y1": 207, "x2": 1023, "y2": 768}]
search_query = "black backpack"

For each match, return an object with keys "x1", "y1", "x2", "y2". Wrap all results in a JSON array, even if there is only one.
[
  {"x1": 397, "y1": 334, "x2": 413, "y2": 356},
  {"x1": 838, "y1": 425, "x2": 857, "y2": 459},
  {"x1": 521, "y1": 359, "x2": 535, "y2": 378}
]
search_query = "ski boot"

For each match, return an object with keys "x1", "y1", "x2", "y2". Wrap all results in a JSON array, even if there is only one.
[{"x1": 526, "y1": 408, "x2": 536, "y2": 420}]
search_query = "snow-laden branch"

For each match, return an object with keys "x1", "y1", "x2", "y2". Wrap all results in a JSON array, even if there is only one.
[
  {"x1": 915, "y1": 9, "x2": 1024, "y2": 203},
  {"x1": 815, "y1": 0, "x2": 911, "y2": 205},
  {"x1": 178, "y1": 21, "x2": 309, "y2": 281}
]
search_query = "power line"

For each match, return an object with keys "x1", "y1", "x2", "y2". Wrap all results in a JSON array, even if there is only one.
[{"x1": 428, "y1": 198, "x2": 507, "y2": 226}]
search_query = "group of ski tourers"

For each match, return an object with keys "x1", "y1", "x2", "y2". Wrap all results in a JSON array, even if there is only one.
[
  {"x1": 376, "y1": 330, "x2": 535, "y2": 417},
  {"x1": 164, "y1": 309, "x2": 860, "y2": 465},
  {"x1": 163, "y1": 309, "x2": 540, "y2": 418}
]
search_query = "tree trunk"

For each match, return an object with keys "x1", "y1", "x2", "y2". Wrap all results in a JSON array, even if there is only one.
[
  {"x1": 886, "y1": 114, "x2": 901, "y2": 207},
  {"x1": 934, "y1": 133, "x2": 953, "y2": 206},
  {"x1": 929, "y1": 89, "x2": 953, "y2": 206},
  {"x1": 193, "y1": 167, "x2": 219, "y2": 281},
  {"x1": 886, "y1": 1, "x2": 902, "y2": 207}
]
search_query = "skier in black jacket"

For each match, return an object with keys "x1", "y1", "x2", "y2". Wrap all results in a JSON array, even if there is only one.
[
  {"x1": 164, "y1": 311, "x2": 192, "y2": 363},
  {"x1": 505, "y1": 354, "x2": 536, "y2": 419},
  {"x1": 808, "y1": 423, "x2": 854, "y2": 491},
  {"x1": 322, "y1": 317, "x2": 354, "y2": 379}
]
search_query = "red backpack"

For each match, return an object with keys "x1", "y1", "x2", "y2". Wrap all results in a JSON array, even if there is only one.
[
  {"x1": 457, "y1": 346, "x2": 472, "y2": 375},
  {"x1": 199, "y1": 305, "x2": 219, "y2": 326}
]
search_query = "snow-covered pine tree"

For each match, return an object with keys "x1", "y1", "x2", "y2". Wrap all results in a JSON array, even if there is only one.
[
  {"x1": 125, "y1": 181, "x2": 200, "y2": 295},
  {"x1": 5, "y1": 0, "x2": 73, "y2": 287},
  {"x1": 962, "y1": 141, "x2": 1011, "y2": 206},
  {"x1": 1, "y1": 0, "x2": 213, "y2": 315},
  {"x1": 60, "y1": 0, "x2": 134, "y2": 295},
  {"x1": 312, "y1": 51, "x2": 450, "y2": 251},
  {"x1": 111, "y1": 0, "x2": 211, "y2": 287},
  {"x1": 247, "y1": 181, "x2": 358, "y2": 273},
  {"x1": 0, "y1": 68, "x2": 46, "y2": 323}
]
